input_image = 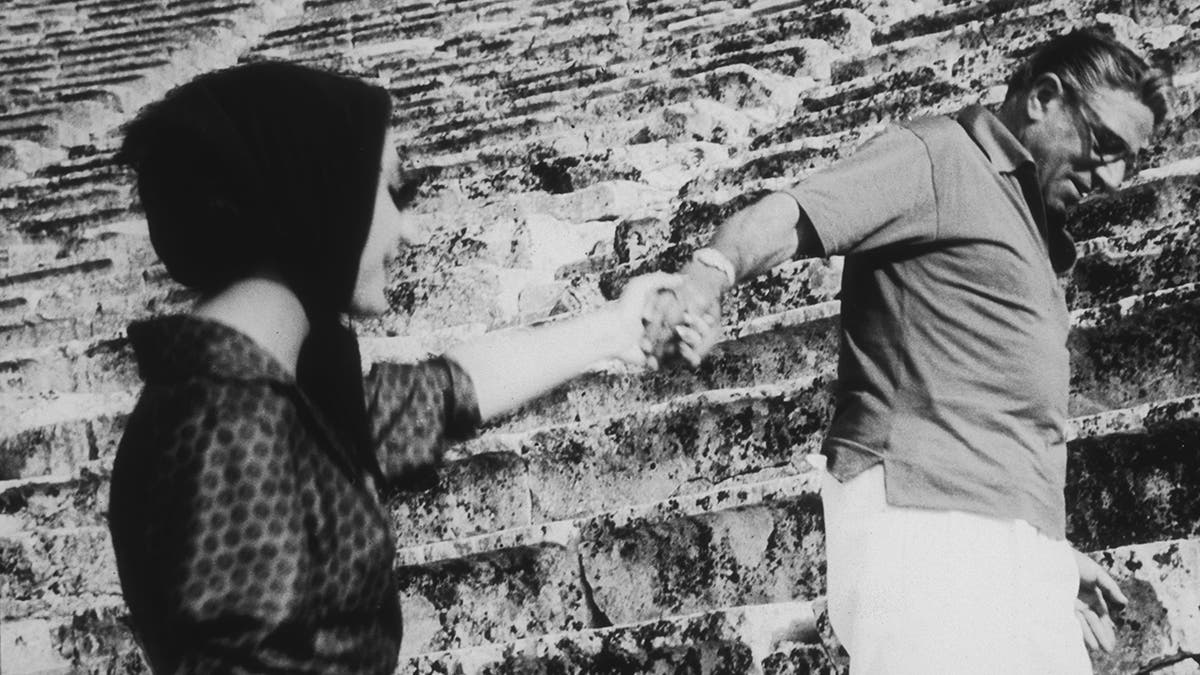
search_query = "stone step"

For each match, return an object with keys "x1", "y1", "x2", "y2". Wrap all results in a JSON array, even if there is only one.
[
  {"x1": 5, "y1": 140, "x2": 1195, "y2": 364},
  {"x1": 0, "y1": 176, "x2": 671, "y2": 351},
  {"x1": 1069, "y1": 282, "x2": 1200, "y2": 413},
  {"x1": 838, "y1": 3, "x2": 1198, "y2": 105},
  {"x1": 0, "y1": 595, "x2": 142, "y2": 675},
  {"x1": 839, "y1": 2, "x2": 1070, "y2": 83},
  {"x1": 392, "y1": 372, "x2": 1200, "y2": 544},
  {"x1": 0, "y1": 525, "x2": 119, "y2": 601},
  {"x1": 401, "y1": 127, "x2": 733, "y2": 210},
  {"x1": 0, "y1": 164, "x2": 132, "y2": 229},
  {"x1": 492, "y1": 277, "x2": 1200, "y2": 431},
  {"x1": 839, "y1": 25, "x2": 1195, "y2": 136},
  {"x1": 387, "y1": 57, "x2": 763, "y2": 137},
  {"x1": 1, "y1": 595, "x2": 830, "y2": 675},
  {"x1": 11, "y1": 429, "x2": 1196, "y2": 665},
  {"x1": 252, "y1": 3, "x2": 443, "y2": 54},
  {"x1": 2, "y1": 398, "x2": 1200, "y2": 662},
  {"x1": 0, "y1": 391, "x2": 133, "y2": 481},
  {"x1": 0, "y1": 461, "x2": 112, "y2": 533},
  {"x1": 254, "y1": 3, "x2": 622, "y2": 68},
  {"x1": 1, "y1": 275, "x2": 1197, "y2": 482},
  {"x1": 388, "y1": 64, "x2": 1195, "y2": 219},
  {"x1": 0, "y1": 469, "x2": 828, "y2": 656},
  {"x1": 874, "y1": 0, "x2": 1198, "y2": 46},
  {"x1": 1088, "y1": 538, "x2": 1200, "y2": 675},
  {"x1": 1070, "y1": 220, "x2": 1200, "y2": 309},
  {"x1": 9, "y1": 356, "x2": 1199, "y2": 549},
  {"x1": 400, "y1": 600, "x2": 836, "y2": 675},
  {"x1": 383, "y1": 64, "x2": 1195, "y2": 221},
  {"x1": 1068, "y1": 395, "x2": 1200, "y2": 551},
  {"x1": 11, "y1": 538, "x2": 1192, "y2": 674}
]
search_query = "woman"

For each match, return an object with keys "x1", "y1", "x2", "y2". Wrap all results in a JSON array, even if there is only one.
[{"x1": 108, "y1": 62, "x2": 713, "y2": 674}]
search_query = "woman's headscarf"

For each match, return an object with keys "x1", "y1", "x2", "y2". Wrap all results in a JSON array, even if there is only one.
[{"x1": 118, "y1": 61, "x2": 395, "y2": 479}]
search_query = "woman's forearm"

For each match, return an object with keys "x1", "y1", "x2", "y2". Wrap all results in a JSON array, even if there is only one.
[{"x1": 444, "y1": 305, "x2": 625, "y2": 422}]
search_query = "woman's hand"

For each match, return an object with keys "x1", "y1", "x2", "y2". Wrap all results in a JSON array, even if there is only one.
[{"x1": 611, "y1": 273, "x2": 720, "y2": 369}]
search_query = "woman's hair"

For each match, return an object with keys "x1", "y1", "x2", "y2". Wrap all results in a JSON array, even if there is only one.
[
  {"x1": 120, "y1": 62, "x2": 402, "y2": 479},
  {"x1": 118, "y1": 61, "x2": 394, "y2": 316},
  {"x1": 1005, "y1": 28, "x2": 1169, "y2": 126}
]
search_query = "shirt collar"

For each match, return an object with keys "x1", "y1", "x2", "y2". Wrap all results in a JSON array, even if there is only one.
[
  {"x1": 956, "y1": 105, "x2": 1078, "y2": 272},
  {"x1": 128, "y1": 314, "x2": 295, "y2": 385},
  {"x1": 956, "y1": 105, "x2": 1034, "y2": 174}
]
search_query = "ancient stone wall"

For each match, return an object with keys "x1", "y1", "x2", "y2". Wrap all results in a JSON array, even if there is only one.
[{"x1": 2, "y1": 0, "x2": 1199, "y2": 672}]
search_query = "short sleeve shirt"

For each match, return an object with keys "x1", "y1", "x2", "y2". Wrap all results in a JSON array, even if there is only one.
[
  {"x1": 109, "y1": 315, "x2": 481, "y2": 674},
  {"x1": 783, "y1": 106, "x2": 1072, "y2": 539}
]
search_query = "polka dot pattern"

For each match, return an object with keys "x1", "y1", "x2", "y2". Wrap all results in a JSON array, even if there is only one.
[{"x1": 109, "y1": 315, "x2": 480, "y2": 674}]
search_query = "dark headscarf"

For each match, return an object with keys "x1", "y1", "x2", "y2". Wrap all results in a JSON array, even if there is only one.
[{"x1": 118, "y1": 61, "x2": 394, "y2": 479}]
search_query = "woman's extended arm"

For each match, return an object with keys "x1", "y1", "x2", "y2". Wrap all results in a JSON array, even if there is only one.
[{"x1": 445, "y1": 273, "x2": 711, "y2": 422}]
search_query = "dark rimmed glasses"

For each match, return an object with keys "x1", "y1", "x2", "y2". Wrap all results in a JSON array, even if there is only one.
[{"x1": 1063, "y1": 86, "x2": 1139, "y2": 182}]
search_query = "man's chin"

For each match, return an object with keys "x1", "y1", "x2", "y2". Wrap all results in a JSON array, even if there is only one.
[{"x1": 1045, "y1": 200, "x2": 1069, "y2": 225}]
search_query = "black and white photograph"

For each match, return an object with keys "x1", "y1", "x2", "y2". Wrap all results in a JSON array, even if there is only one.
[{"x1": 0, "y1": 0, "x2": 1197, "y2": 673}]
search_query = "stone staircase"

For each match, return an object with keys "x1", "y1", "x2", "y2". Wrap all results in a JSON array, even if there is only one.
[{"x1": 2, "y1": 0, "x2": 1200, "y2": 673}]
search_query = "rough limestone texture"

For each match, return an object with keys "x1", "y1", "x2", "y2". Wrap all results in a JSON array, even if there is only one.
[
  {"x1": 2, "y1": 1, "x2": 1200, "y2": 674},
  {"x1": 1092, "y1": 540, "x2": 1200, "y2": 674}
]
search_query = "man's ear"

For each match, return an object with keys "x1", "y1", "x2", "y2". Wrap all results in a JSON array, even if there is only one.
[{"x1": 1026, "y1": 72, "x2": 1066, "y2": 121}]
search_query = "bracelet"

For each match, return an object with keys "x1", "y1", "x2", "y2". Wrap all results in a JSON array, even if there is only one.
[{"x1": 693, "y1": 247, "x2": 737, "y2": 288}]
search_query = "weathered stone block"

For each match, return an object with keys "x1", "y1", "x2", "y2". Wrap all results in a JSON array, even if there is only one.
[
  {"x1": 0, "y1": 418, "x2": 92, "y2": 481},
  {"x1": 0, "y1": 526, "x2": 119, "y2": 600},
  {"x1": 1069, "y1": 294, "x2": 1200, "y2": 413},
  {"x1": 1068, "y1": 222, "x2": 1200, "y2": 309},
  {"x1": 387, "y1": 446, "x2": 531, "y2": 546},
  {"x1": 0, "y1": 463, "x2": 110, "y2": 532},
  {"x1": 401, "y1": 600, "x2": 830, "y2": 675},
  {"x1": 1067, "y1": 408, "x2": 1200, "y2": 549},
  {"x1": 1091, "y1": 539, "x2": 1200, "y2": 675},
  {"x1": 384, "y1": 264, "x2": 548, "y2": 334},
  {"x1": 0, "y1": 334, "x2": 139, "y2": 395},
  {"x1": 523, "y1": 380, "x2": 833, "y2": 522},
  {"x1": 1, "y1": 618, "x2": 71, "y2": 675},
  {"x1": 395, "y1": 530, "x2": 591, "y2": 655},
  {"x1": 579, "y1": 477, "x2": 826, "y2": 626},
  {"x1": 0, "y1": 393, "x2": 129, "y2": 481},
  {"x1": 0, "y1": 601, "x2": 147, "y2": 675}
]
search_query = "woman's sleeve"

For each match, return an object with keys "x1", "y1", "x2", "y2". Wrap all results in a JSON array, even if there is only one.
[
  {"x1": 364, "y1": 356, "x2": 482, "y2": 482},
  {"x1": 143, "y1": 383, "x2": 308, "y2": 673}
]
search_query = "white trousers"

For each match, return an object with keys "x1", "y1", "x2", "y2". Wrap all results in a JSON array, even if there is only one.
[{"x1": 820, "y1": 463, "x2": 1093, "y2": 675}]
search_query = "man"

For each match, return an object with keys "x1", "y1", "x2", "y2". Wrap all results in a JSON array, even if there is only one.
[{"x1": 651, "y1": 29, "x2": 1169, "y2": 673}]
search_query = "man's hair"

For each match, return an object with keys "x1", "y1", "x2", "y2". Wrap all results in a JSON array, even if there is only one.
[{"x1": 1005, "y1": 28, "x2": 1169, "y2": 126}]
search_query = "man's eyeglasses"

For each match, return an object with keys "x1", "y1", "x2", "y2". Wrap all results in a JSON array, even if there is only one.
[{"x1": 1066, "y1": 89, "x2": 1138, "y2": 180}]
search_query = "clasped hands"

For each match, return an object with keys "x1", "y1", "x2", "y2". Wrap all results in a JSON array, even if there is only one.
[{"x1": 611, "y1": 261, "x2": 730, "y2": 370}]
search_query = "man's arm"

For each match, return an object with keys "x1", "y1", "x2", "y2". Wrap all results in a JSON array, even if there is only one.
[
  {"x1": 647, "y1": 191, "x2": 825, "y2": 364},
  {"x1": 707, "y1": 191, "x2": 824, "y2": 283},
  {"x1": 446, "y1": 273, "x2": 720, "y2": 420}
]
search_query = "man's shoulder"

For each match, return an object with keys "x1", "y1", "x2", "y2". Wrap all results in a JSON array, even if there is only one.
[
  {"x1": 890, "y1": 112, "x2": 993, "y2": 180},
  {"x1": 895, "y1": 113, "x2": 973, "y2": 150}
]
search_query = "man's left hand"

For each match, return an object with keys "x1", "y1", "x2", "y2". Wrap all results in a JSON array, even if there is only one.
[{"x1": 1073, "y1": 548, "x2": 1128, "y2": 653}]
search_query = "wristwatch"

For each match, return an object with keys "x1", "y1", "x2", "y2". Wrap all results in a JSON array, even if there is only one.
[{"x1": 692, "y1": 247, "x2": 737, "y2": 287}]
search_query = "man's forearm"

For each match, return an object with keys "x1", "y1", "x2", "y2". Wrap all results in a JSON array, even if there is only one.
[
  {"x1": 705, "y1": 191, "x2": 822, "y2": 283},
  {"x1": 646, "y1": 191, "x2": 824, "y2": 366}
]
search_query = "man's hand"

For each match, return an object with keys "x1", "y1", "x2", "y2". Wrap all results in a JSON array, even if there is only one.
[
  {"x1": 610, "y1": 272, "x2": 681, "y2": 367},
  {"x1": 642, "y1": 260, "x2": 726, "y2": 368},
  {"x1": 1074, "y1": 548, "x2": 1127, "y2": 653}
]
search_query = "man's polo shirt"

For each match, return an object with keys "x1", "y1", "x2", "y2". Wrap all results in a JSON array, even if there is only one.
[{"x1": 783, "y1": 105, "x2": 1072, "y2": 539}]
